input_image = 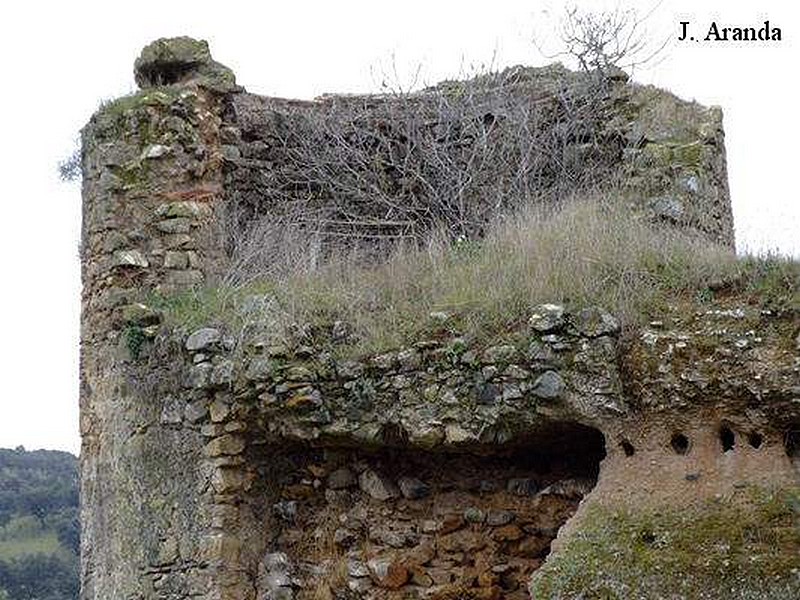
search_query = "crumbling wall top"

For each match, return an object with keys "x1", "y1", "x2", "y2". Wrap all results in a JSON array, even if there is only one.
[{"x1": 134, "y1": 36, "x2": 238, "y2": 92}]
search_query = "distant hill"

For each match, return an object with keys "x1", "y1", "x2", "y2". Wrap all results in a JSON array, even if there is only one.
[{"x1": 0, "y1": 447, "x2": 79, "y2": 600}]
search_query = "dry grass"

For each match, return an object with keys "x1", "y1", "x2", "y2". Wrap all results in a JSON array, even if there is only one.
[
  {"x1": 224, "y1": 63, "x2": 617, "y2": 274},
  {"x1": 156, "y1": 191, "x2": 798, "y2": 356},
  {"x1": 241, "y1": 193, "x2": 734, "y2": 344}
]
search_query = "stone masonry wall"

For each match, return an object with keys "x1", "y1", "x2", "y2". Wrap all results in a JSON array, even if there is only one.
[
  {"x1": 79, "y1": 38, "x2": 792, "y2": 600},
  {"x1": 80, "y1": 39, "x2": 234, "y2": 599},
  {"x1": 107, "y1": 291, "x2": 798, "y2": 599},
  {"x1": 221, "y1": 65, "x2": 734, "y2": 258}
]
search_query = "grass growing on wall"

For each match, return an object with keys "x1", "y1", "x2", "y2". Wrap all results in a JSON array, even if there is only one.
[
  {"x1": 154, "y1": 193, "x2": 799, "y2": 356},
  {"x1": 529, "y1": 487, "x2": 800, "y2": 599}
]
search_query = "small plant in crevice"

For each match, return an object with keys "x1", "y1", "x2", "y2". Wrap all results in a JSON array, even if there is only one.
[
  {"x1": 57, "y1": 144, "x2": 82, "y2": 182},
  {"x1": 693, "y1": 287, "x2": 714, "y2": 304},
  {"x1": 124, "y1": 325, "x2": 147, "y2": 360}
]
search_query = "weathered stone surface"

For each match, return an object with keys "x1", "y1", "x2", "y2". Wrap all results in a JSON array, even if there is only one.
[
  {"x1": 651, "y1": 196, "x2": 685, "y2": 222},
  {"x1": 112, "y1": 249, "x2": 149, "y2": 269},
  {"x1": 185, "y1": 327, "x2": 221, "y2": 352},
  {"x1": 359, "y1": 469, "x2": 400, "y2": 501},
  {"x1": 134, "y1": 37, "x2": 237, "y2": 92},
  {"x1": 482, "y1": 344, "x2": 518, "y2": 364},
  {"x1": 368, "y1": 558, "x2": 409, "y2": 589},
  {"x1": 327, "y1": 467, "x2": 357, "y2": 490},
  {"x1": 540, "y1": 477, "x2": 593, "y2": 499},
  {"x1": 531, "y1": 370, "x2": 565, "y2": 399},
  {"x1": 348, "y1": 559, "x2": 370, "y2": 578},
  {"x1": 141, "y1": 143, "x2": 172, "y2": 159},
  {"x1": 155, "y1": 218, "x2": 192, "y2": 234},
  {"x1": 186, "y1": 363, "x2": 212, "y2": 389},
  {"x1": 572, "y1": 307, "x2": 620, "y2": 337},
  {"x1": 156, "y1": 201, "x2": 211, "y2": 219},
  {"x1": 398, "y1": 476, "x2": 430, "y2": 500},
  {"x1": 486, "y1": 510, "x2": 515, "y2": 527},
  {"x1": 204, "y1": 434, "x2": 245, "y2": 457},
  {"x1": 273, "y1": 501, "x2": 297, "y2": 523},
  {"x1": 507, "y1": 478, "x2": 539, "y2": 496},
  {"x1": 164, "y1": 250, "x2": 189, "y2": 269},
  {"x1": 118, "y1": 302, "x2": 161, "y2": 326},
  {"x1": 529, "y1": 304, "x2": 566, "y2": 332}
]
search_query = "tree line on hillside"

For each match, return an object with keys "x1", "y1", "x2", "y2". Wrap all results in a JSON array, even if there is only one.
[{"x1": 0, "y1": 448, "x2": 79, "y2": 600}]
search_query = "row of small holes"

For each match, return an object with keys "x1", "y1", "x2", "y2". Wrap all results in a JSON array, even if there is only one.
[
  {"x1": 786, "y1": 429, "x2": 800, "y2": 458},
  {"x1": 619, "y1": 428, "x2": 766, "y2": 458},
  {"x1": 620, "y1": 439, "x2": 635, "y2": 457},
  {"x1": 671, "y1": 433, "x2": 690, "y2": 455},
  {"x1": 670, "y1": 428, "x2": 764, "y2": 455},
  {"x1": 720, "y1": 426, "x2": 735, "y2": 452}
]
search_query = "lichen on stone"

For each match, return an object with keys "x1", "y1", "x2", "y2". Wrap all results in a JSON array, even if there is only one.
[{"x1": 134, "y1": 36, "x2": 237, "y2": 92}]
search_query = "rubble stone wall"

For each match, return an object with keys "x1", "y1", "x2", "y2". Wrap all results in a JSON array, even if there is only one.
[{"x1": 78, "y1": 38, "x2": 795, "y2": 600}]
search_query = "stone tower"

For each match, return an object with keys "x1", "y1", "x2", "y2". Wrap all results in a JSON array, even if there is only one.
[{"x1": 79, "y1": 38, "x2": 798, "y2": 600}]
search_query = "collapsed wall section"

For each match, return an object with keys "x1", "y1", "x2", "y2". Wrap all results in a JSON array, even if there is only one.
[
  {"x1": 219, "y1": 62, "x2": 734, "y2": 280},
  {"x1": 248, "y1": 437, "x2": 605, "y2": 600},
  {"x1": 79, "y1": 37, "x2": 790, "y2": 600}
]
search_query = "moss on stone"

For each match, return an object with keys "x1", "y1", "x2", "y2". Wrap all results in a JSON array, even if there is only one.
[
  {"x1": 99, "y1": 89, "x2": 181, "y2": 121},
  {"x1": 530, "y1": 487, "x2": 800, "y2": 599},
  {"x1": 134, "y1": 37, "x2": 237, "y2": 92},
  {"x1": 90, "y1": 87, "x2": 194, "y2": 148},
  {"x1": 109, "y1": 160, "x2": 148, "y2": 190},
  {"x1": 640, "y1": 141, "x2": 705, "y2": 173},
  {"x1": 627, "y1": 85, "x2": 709, "y2": 145}
]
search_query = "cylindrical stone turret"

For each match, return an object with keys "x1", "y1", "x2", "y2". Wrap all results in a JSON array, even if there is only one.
[{"x1": 79, "y1": 37, "x2": 237, "y2": 600}]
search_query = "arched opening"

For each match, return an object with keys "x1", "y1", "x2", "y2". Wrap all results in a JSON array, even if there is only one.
[
  {"x1": 256, "y1": 422, "x2": 606, "y2": 598},
  {"x1": 719, "y1": 425, "x2": 735, "y2": 452},
  {"x1": 670, "y1": 433, "x2": 690, "y2": 455},
  {"x1": 139, "y1": 62, "x2": 196, "y2": 87}
]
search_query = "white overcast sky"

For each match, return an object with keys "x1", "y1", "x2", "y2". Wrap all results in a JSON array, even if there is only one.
[{"x1": 0, "y1": 1, "x2": 797, "y2": 455}]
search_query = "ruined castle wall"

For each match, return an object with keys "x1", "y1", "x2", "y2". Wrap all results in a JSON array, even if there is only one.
[
  {"x1": 78, "y1": 39, "x2": 792, "y2": 600},
  {"x1": 220, "y1": 66, "x2": 734, "y2": 262}
]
